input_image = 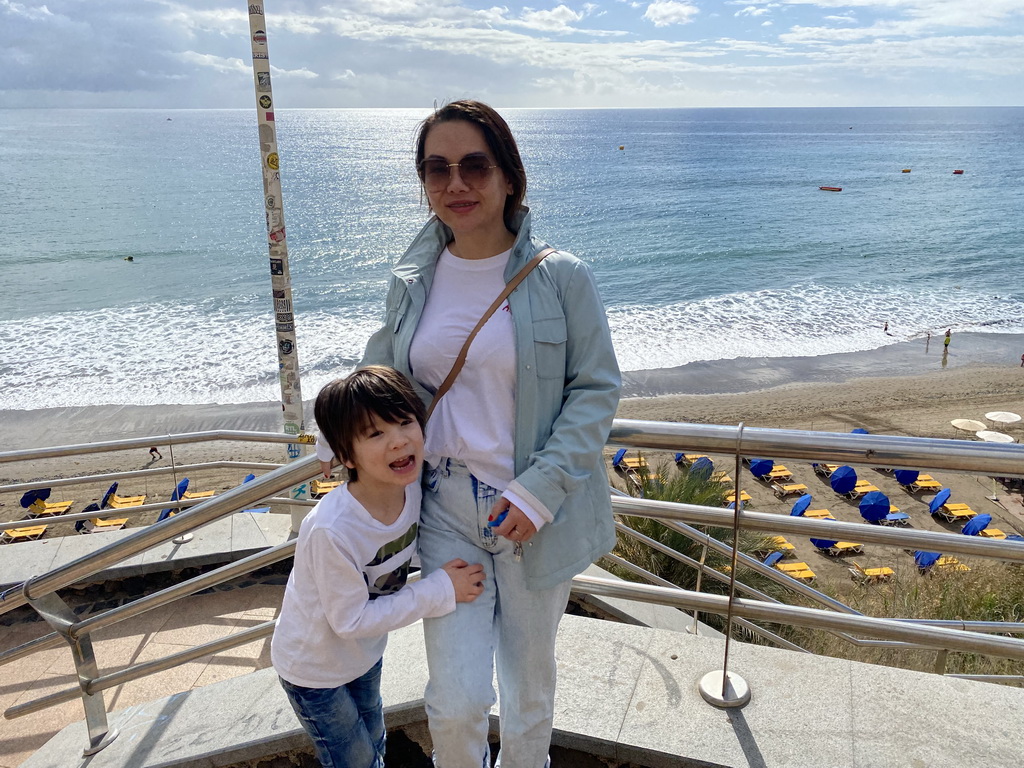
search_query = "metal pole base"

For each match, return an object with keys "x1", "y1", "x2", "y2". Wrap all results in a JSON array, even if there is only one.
[
  {"x1": 83, "y1": 727, "x2": 119, "y2": 756},
  {"x1": 698, "y1": 670, "x2": 751, "y2": 709},
  {"x1": 172, "y1": 533, "x2": 193, "y2": 544}
]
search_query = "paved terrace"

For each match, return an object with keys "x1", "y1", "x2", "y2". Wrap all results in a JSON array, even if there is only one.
[{"x1": 4, "y1": 515, "x2": 1024, "y2": 767}]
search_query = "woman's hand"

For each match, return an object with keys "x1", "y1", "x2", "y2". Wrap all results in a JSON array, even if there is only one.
[
  {"x1": 319, "y1": 458, "x2": 336, "y2": 479},
  {"x1": 489, "y1": 498, "x2": 537, "y2": 544}
]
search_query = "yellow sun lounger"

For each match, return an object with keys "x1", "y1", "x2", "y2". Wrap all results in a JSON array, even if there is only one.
[
  {"x1": 774, "y1": 561, "x2": 817, "y2": 582},
  {"x1": 85, "y1": 517, "x2": 129, "y2": 533},
  {"x1": 677, "y1": 453, "x2": 707, "y2": 466},
  {"x1": 710, "y1": 471, "x2": 733, "y2": 485},
  {"x1": 108, "y1": 492, "x2": 146, "y2": 509},
  {"x1": 773, "y1": 483, "x2": 808, "y2": 498},
  {"x1": 311, "y1": 478, "x2": 341, "y2": 497},
  {"x1": 934, "y1": 556, "x2": 970, "y2": 573},
  {"x1": 909, "y1": 474, "x2": 943, "y2": 492},
  {"x1": 849, "y1": 561, "x2": 895, "y2": 583},
  {"x1": 845, "y1": 481, "x2": 880, "y2": 499},
  {"x1": 0, "y1": 524, "x2": 49, "y2": 543},
  {"x1": 725, "y1": 490, "x2": 752, "y2": 504},
  {"x1": 979, "y1": 528, "x2": 1007, "y2": 539},
  {"x1": 803, "y1": 509, "x2": 835, "y2": 519},
  {"x1": 27, "y1": 498, "x2": 74, "y2": 518},
  {"x1": 765, "y1": 466, "x2": 794, "y2": 482},
  {"x1": 819, "y1": 541, "x2": 864, "y2": 556},
  {"x1": 182, "y1": 489, "x2": 216, "y2": 500},
  {"x1": 937, "y1": 503, "x2": 977, "y2": 524}
]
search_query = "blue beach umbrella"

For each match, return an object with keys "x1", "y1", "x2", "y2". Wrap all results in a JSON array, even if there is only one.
[
  {"x1": 829, "y1": 466, "x2": 858, "y2": 495},
  {"x1": 243, "y1": 473, "x2": 256, "y2": 483},
  {"x1": 612, "y1": 448, "x2": 627, "y2": 468},
  {"x1": 961, "y1": 514, "x2": 992, "y2": 536},
  {"x1": 851, "y1": 428, "x2": 869, "y2": 434},
  {"x1": 749, "y1": 458, "x2": 774, "y2": 478},
  {"x1": 690, "y1": 456, "x2": 714, "y2": 480},
  {"x1": 158, "y1": 478, "x2": 190, "y2": 523},
  {"x1": 914, "y1": 551, "x2": 941, "y2": 569},
  {"x1": 928, "y1": 488, "x2": 952, "y2": 515},
  {"x1": 859, "y1": 491, "x2": 891, "y2": 522},
  {"x1": 100, "y1": 482, "x2": 118, "y2": 509},
  {"x1": 790, "y1": 494, "x2": 813, "y2": 516},
  {"x1": 894, "y1": 469, "x2": 920, "y2": 487},
  {"x1": 20, "y1": 488, "x2": 51, "y2": 508}
]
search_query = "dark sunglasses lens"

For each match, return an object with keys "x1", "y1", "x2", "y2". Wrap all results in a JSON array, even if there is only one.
[
  {"x1": 461, "y1": 157, "x2": 492, "y2": 184},
  {"x1": 422, "y1": 160, "x2": 449, "y2": 187}
]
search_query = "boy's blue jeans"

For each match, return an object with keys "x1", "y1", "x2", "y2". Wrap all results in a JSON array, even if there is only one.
[{"x1": 280, "y1": 659, "x2": 386, "y2": 768}]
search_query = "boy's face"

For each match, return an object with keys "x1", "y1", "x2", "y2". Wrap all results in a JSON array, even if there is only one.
[{"x1": 345, "y1": 414, "x2": 424, "y2": 490}]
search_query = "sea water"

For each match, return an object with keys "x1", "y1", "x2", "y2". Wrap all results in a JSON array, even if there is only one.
[{"x1": 2, "y1": 107, "x2": 1023, "y2": 410}]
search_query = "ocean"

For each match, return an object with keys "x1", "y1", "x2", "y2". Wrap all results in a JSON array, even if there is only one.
[{"x1": 3, "y1": 106, "x2": 1023, "y2": 411}]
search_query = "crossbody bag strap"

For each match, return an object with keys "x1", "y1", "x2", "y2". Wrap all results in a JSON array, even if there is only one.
[{"x1": 426, "y1": 247, "x2": 557, "y2": 422}]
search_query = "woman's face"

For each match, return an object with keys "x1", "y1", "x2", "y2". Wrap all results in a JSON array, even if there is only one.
[{"x1": 421, "y1": 120, "x2": 512, "y2": 245}]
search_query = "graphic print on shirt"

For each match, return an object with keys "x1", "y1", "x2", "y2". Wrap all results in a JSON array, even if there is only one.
[{"x1": 363, "y1": 522, "x2": 417, "y2": 600}]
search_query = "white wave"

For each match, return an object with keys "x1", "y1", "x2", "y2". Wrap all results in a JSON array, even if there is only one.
[{"x1": 2, "y1": 283, "x2": 1022, "y2": 410}]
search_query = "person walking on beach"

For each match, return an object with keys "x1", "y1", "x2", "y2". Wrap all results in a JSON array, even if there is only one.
[
  {"x1": 149, "y1": 446, "x2": 162, "y2": 460},
  {"x1": 883, "y1": 321, "x2": 888, "y2": 333},
  {"x1": 318, "y1": 100, "x2": 620, "y2": 768},
  {"x1": 1020, "y1": 352, "x2": 1023, "y2": 367},
  {"x1": 944, "y1": 329, "x2": 951, "y2": 349},
  {"x1": 275, "y1": 367, "x2": 484, "y2": 768}
]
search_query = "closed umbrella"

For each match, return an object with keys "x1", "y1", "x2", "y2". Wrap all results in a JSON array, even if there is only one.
[
  {"x1": 158, "y1": 478, "x2": 191, "y2": 523},
  {"x1": 829, "y1": 465, "x2": 857, "y2": 495},
  {"x1": 749, "y1": 458, "x2": 774, "y2": 478},
  {"x1": 928, "y1": 488, "x2": 952, "y2": 515},
  {"x1": 101, "y1": 482, "x2": 118, "y2": 509},
  {"x1": 790, "y1": 494, "x2": 813, "y2": 516},
  {"x1": 859, "y1": 490, "x2": 891, "y2": 522},
  {"x1": 961, "y1": 514, "x2": 992, "y2": 536},
  {"x1": 690, "y1": 456, "x2": 714, "y2": 480},
  {"x1": 894, "y1": 469, "x2": 919, "y2": 487},
  {"x1": 811, "y1": 535, "x2": 839, "y2": 550},
  {"x1": 851, "y1": 428, "x2": 869, "y2": 434}
]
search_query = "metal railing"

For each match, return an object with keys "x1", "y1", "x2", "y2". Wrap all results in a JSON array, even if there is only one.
[{"x1": 1, "y1": 421, "x2": 1023, "y2": 757}]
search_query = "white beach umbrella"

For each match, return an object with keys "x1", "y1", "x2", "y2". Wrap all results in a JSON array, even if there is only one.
[
  {"x1": 985, "y1": 411, "x2": 1022, "y2": 425},
  {"x1": 976, "y1": 430, "x2": 1016, "y2": 443},
  {"x1": 951, "y1": 418, "x2": 987, "y2": 433}
]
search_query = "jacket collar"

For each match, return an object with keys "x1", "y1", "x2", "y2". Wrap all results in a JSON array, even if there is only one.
[{"x1": 391, "y1": 206, "x2": 537, "y2": 286}]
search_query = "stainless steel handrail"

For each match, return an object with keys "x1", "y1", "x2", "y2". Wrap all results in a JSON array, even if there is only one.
[
  {"x1": 571, "y1": 576, "x2": 1024, "y2": 660},
  {"x1": 610, "y1": 420, "x2": 1024, "y2": 477},
  {"x1": 0, "y1": 461, "x2": 283, "y2": 494},
  {"x1": 0, "y1": 430, "x2": 299, "y2": 465}
]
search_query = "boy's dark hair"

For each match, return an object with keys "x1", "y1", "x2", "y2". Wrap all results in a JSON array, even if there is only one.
[
  {"x1": 415, "y1": 99, "x2": 527, "y2": 231},
  {"x1": 315, "y1": 366, "x2": 425, "y2": 482}
]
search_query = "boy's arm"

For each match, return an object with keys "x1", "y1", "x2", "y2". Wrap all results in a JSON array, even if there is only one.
[{"x1": 309, "y1": 529, "x2": 455, "y2": 640}]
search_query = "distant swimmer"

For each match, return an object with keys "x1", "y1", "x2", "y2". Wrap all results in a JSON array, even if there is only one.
[
  {"x1": 883, "y1": 321, "x2": 888, "y2": 333},
  {"x1": 944, "y1": 329, "x2": 952, "y2": 348},
  {"x1": 124, "y1": 256, "x2": 134, "y2": 262},
  {"x1": 149, "y1": 446, "x2": 162, "y2": 460}
]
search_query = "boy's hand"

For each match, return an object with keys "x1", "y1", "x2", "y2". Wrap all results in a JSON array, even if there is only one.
[
  {"x1": 319, "y1": 459, "x2": 334, "y2": 479},
  {"x1": 441, "y1": 558, "x2": 485, "y2": 603}
]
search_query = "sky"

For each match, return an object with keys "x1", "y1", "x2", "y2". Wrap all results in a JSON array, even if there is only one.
[{"x1": 4, "y1": 0, "x2": 1023, "y2": 109}]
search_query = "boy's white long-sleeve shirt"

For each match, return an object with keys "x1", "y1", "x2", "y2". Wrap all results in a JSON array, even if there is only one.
[{"x1": 271, "y1": 482, "x2": 455, "y2": 689}]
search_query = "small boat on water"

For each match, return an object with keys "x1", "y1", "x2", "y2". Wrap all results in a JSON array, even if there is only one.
[
  {"x1": 819, "y1": 186, "x2": 842, "y2": 192},
  {"x1": 901, "y1": 168, "x2": 911, "y2": 173},
  {"x1": 953, "y1": 169, "x2": 964, "y2": 175}
]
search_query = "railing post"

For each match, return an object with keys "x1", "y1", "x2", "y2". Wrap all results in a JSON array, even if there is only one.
[
  {"x1": 698, "y1": 423, "x2": 752, "y2": 708},
  {"x1": 934, "y1": 649, "x2": 949, "y2": 675},
  {"x1": 25, "y1": 591, "x2": 118, "y2": 755}
]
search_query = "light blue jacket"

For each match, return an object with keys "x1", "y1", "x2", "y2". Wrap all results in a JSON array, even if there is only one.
[{"x1": 361, "y1": 207, "x2": 621, "y2": 590}]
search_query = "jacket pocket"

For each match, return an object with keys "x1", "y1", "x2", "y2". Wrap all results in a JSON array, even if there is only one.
[{"x1": 532, "y1": 316, "x2": 567, "y2": 379}]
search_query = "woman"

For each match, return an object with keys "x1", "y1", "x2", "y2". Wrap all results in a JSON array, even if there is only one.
[{"x1": 319, "y1": 100, "x2": 619, "y2": 767}]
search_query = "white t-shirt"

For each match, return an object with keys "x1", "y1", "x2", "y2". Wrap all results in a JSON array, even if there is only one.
[
  {"x1": 271, "y1": 482, "x2": 454, "y2": 689},
  {"x1": 410, "y1": 246, "x2": 517, "y2": 490}
]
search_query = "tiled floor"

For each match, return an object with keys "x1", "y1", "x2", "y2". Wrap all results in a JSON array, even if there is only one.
[{"x1": 0, "y1": 585, "x2": 283, "y2": 768}]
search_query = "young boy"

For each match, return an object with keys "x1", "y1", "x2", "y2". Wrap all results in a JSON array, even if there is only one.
[{"x1": 272, "y1": 366, "x2": 484, "y2": 768}]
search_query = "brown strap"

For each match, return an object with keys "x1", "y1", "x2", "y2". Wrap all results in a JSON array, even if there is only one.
[{"x1": 426, "y1": 247, "x2": 556, "y2": 421}]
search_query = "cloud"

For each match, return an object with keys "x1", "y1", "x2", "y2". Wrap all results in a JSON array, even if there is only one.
[
  {"x1": 735, "y1": 5, "x2": 771, "y2": 17},
  {"x1": 517, "y1": 5, "x2": 585, "y2": 33},
  {"x1": 643, "y1": 1, "x2": 700, "y2": 28}
]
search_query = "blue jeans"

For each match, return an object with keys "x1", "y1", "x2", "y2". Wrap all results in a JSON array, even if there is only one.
[
  {"x1": 421, "y1": 459, "x2": 568, "y2": 768},
  {"x1": 280, "y1": 659, "x2": 386, "y2": 768}
]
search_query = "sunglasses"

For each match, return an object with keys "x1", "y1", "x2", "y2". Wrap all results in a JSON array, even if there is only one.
[{"x1": 418, "y1": 153, "x2": 498, "y2": 191}]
